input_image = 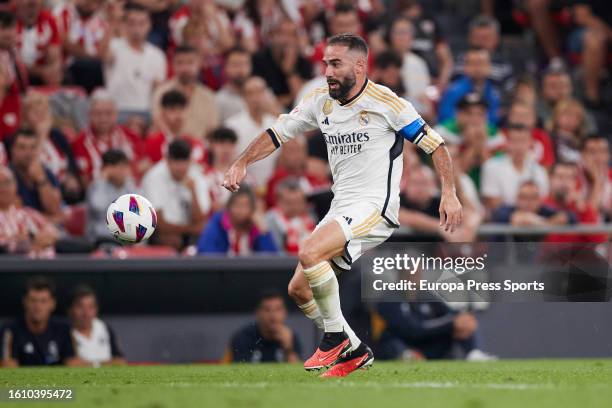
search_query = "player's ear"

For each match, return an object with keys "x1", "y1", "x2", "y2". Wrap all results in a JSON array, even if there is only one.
[{"x1": 355, "y1": 55, "x2": 367, "y2": 75}]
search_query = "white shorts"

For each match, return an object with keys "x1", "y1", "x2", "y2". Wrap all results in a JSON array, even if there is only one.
[{"x1": 313, "y1": 201, "x2": 396, "y2": 272}]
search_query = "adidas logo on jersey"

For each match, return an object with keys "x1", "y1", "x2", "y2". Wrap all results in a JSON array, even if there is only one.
[
  {"x1": 322, "y1": 117, "x2": 330, "y2": 126},
  {"x1": 343, "y1": 216, "x2": 353, "y2": 225}
]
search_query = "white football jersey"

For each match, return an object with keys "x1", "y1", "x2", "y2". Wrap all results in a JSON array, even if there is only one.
[{"x1": 267, "y1": 79, "x2": 443, "y2": 226}]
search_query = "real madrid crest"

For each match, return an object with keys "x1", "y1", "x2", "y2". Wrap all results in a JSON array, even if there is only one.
[
  {"x1": 323, "y1": 99, "x2": 333, "y2": 115},
  {"x1": 359, "y1": 110, "x2": 369, "y2": 126}
]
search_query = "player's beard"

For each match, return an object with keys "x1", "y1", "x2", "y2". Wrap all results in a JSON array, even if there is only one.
[{"x1": 327, "y1": 74, "x2": 356, "y2": 103}]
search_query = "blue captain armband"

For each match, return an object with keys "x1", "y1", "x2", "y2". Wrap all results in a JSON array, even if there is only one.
[
  {"x1": 399, "y1": 118, "x2": 444, "y2": 154},
  {"x1": 398, "y1": 118, "x2": 426, "y2": 143}
]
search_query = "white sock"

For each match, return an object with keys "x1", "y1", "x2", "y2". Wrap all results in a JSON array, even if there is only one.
[
  {"x1": 298, "y1": 299, "x2": 324, "y2": 330},
  {"x1": 341, "y1": 315, "x2": 361, "y2": 350},
  {"x1": 303, "y1": 261, "x2": 345, "y2": 333}
]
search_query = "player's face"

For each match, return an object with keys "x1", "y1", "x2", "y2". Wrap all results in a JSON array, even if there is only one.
[
  {"x1": 90, "y1": 101, "x2": 118, "y2": 134},
  {"x1": 323, "y1": 45, "x2": 360, "y2": 101},
  {"x1": 23, "y1": 290, "x2": 55, "y2": 324},
  {"x1": 174, "y1": 52, "x2": 200, "y2": 84},
  {"x1": 70, "y1": 295, "x2": 99, "y2": 328},
  {"x1": 516, "y1": 184, "x2": 541, "y2": 213},
  {"x1": 256, "y1": 297, "x2": 287, "y2": 330}
]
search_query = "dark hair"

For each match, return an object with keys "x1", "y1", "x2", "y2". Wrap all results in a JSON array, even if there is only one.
[
  {"x1": 550, "y1": 161, "x2": 577, "y2": 175},
  {"x1": 227, "y1": 184, "x2": 256, "y2": 210},
  {"x1": 374, "y1": 50, "x2": 402, "y2": 70},
  {"x1": 224, "y1": 46, "x2": 250, "y2": 59},
  {"x1": 11, "y1": 128, "x2": 37, "y2": 145},
  {"x1": 256, "y1": 288, "x2": 284, "y2": 308},
  {"x1": 102, "y1": 149, "x2": 129, "y2": 166},
  {"x1": 580, "y1": 133, "x2": 608, "y2": 151},
  {"x1": 327, "y1": 33, "x2": 368, "y2": 56},
  {"x1": 469, "y1": 14, "x2": 500, "y2": 32},
  {"x1": 0, "y1": 10, "x2": 16, "y2": 27},
  {"x1": 160, "y1": 89, "x2": 188, "y2": 109},
  {"x1": 174, "y1": 45, "x2": 198, "y2": 57},
  {"x1": 124, "y1": 2, "x2": 149, "y2": 15},
  {"x1": 167, "y1": 139, "x2": 192, "y2": 160},
  {"x1": 25, "y1": 276, "x2": 55, "y2": 298},
  {"x1": 385, "y1": 16, "x2": 413, "y2": 45},
  {"x1": 334, "y1": 2, "x2": 357, "y2": 15},
  {"x1": 275, "y1": 177, "x2": 303, "y2": 197},
  {"x1": 70, "y1": 284, "x2": 97, "y2": 307},
  {"x1": 208, "y1": 127, "x2": 238, "y2": 144}
]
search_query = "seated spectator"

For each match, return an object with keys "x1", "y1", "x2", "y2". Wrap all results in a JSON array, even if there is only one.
[
  {"x1": 146, "y1": 89, "x2": 207, "y2": 167},
  {"x1": 0, "y1": 10, "x2": 28, "y2": 97},
  {"x1": 225, "y1": 76, "x2": 278, "y2": 188},
  {"x1": 454, "y1": 15, "x2": 514, "y2": 95},
  {"x1": 0, "y1": 165, "x2": 58, "y2": 257},
  {"x1": 226, "y1": 290, "x2": 301, "y2": 363},
  {"x1": 216, "y1": 47, "x2": 250, "y2": 122},
  {"x1": 204, "y1": 127, "x2": 239, "y2": 211},
  {"x1": 152, "y1": 45, "x2": 220, "y2": 140},
  {"x1": 438, "y1": 47, "x2": 500, "y2": 125},
  {"x1": 233, "y1": 0, "x2": 296, "y2": 53},
  {"x1": 142, "y1": 139, "x2": 210, "y2": 250},
  {"x1": 71, "y1": 89, "x2": 143, "y2": 186},
  {"x1": 197, "y1": 186, "x2": 277, "y2": 255},
  {"x1": 491, "y1": 181, "x2": 576, "y2": 230},
  {"x1": 104, "y1": 2, "x2": 166, "y2": 124},
  {"x1": 251, "y1": 19, "x2": 313, "y2": 108},
  {"x1": 86, "y1": 149, "x2": 137, "y2": 245},
  {"x1": 0, "y1": 58, "x2": 20, "y2": 142},
  {"x1": 544, "y1": 161, "x2": 607, "y2": 243},
  {"x1": 20, "y1": 91, "x2": 82, "y2": 203},
  {"x1": 9, "y1": 128, "x2": 63, "y2": 222},
  {"x1": 371, "y1": 50, "x2": 405, "y2": 98},
  {"x1": 69, "y1": 285, "x2": 126, "y2": 366},
  {"x1": 0, "y1": 277, "x2": 81, "y2": 367},
  {"x1": 14, "y1": 0, "x2": 62, "y2": 85},
  {"x1": 265, "y1": 179, "x2": 315, "y2": 255},
  {"x1": 375, "y1": 295, "x2": 489, "y2": 361},
  {"x1": 505, "y1": 101, "x2": 555, "y2": 168},
  {"x1": 481, "y1": 123, "x2": 549, "y2": 212},
  {"x1": 387, "y1": 16, "x2": 431, "y2": 102},
  {"x1": 546, "y1": 98, "x2": 589, "y2": 163},
  {"x1": 579, "y1": 135, "x2": 612, "y2": 221},
  {"x1": 53, "y1": 0, "x2": 110, "y2": 92},
  {"x1": 536, "y1": 68, "x2": 597, "y2": 135},
  {"x1": 398, "y1": 165, "x2": 480, "y2": 242}
]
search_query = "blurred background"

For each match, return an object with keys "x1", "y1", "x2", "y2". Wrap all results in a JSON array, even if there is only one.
[{"x1": 0, "y1": 0, "x2": 611, "y2": 367}]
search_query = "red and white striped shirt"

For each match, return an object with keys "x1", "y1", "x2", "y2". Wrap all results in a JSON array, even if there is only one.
[
  {"x1": 53, "y1": 3, "x2": 108, "y2": 58},
  {"x1": 16, "y1": 10, "x2": 61, "y2": 68},
  {"x1": 0, "y1": 205, "x2": 55, "y2": 257}
]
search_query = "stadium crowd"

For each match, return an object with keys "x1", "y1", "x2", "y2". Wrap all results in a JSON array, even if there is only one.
[{"x1": 0, "y1": 0, "x2": 610, "y2": 257}]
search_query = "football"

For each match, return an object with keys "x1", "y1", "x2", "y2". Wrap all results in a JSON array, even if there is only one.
[{"x1": 106, "y1": 194, "x2": 157, "y2": 243}]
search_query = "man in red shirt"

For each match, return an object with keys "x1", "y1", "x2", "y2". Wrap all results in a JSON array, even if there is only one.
[
  {"x1": 145, "y1": 89, "x2": 206, "y2": 167},
  {"x1": 14, "y1": 0, "x2": 61, "y2": 85},
  {"x1": 0, "y1": 59, "x2": 19, "y2": 142},
  {"x1": 71, "y1": 89, "x2": 143, "y2": 186}
]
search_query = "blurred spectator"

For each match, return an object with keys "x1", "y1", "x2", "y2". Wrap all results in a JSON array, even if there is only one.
[
  {"x1": 438, "y1": 47, "x2": 500, "y2": 125},
  {"x1": 265, "y1": 178, "x2": 315, "y2": 255},
  {"x1": 0, "y1": 165, "x2": 58, "y2": 256},
  {"x1": 371, "y1": 50, "x2": 405, "y2": 97},
  {"x1": 71, "y1": 89, "x2": 143, "y2": 186},
  {"x1": 225, "y1": 76, "x2": 278, "y2": 188},
  {"x1": 0, "y1": 56, "x2": 20, "y2": 142},
  {"x1": 9, "y1": 128, "x2": 63, "y2": 221},
  {"x1": 69, "y1": 285, "x2": 126, "y2": 366},
  {"x1": 396, "y1": 0, "x2": 454, "y2": 89},
  {"x1": 234, "y1": 0, "x2": 297, "y2": 53},
  {"x1": 0, "y1": 277, "x2": 80, "y2": 366},
  {"x1": 491, "y1": 180, "x2": 576, "y2": 229},
  {"x1": 386, "y1": 16, "x2": 430, "y2": 103},
  {"x1": 522, "y1": 0, "x2": 564, "y2": 64},
  {"x1": 205, "y1": 127, "x2": 238, "y2": 211},
  {"x1": 505, "y1": 101, "x2": 555, "y2": 168},
  {"x1": 252, "y1": 19, "x2": 313, "y2": 107},
  {"x1": 14, "y1": 0, "x2": 62, "y2": 85},
  {"x1": 197, "y1": 186, "x2": 277, "y2": 255},
  {"x1": 152, "y1": 45, "x2": 220, "y2": 140},
  {"x1": 142, "y1": 139, "x2": 210, "y2": 249},
  {"x1": 455, "y1": 15, "x2": 514, "y2": 94},
  {"x1": 86, "y1": 149, "x2": 137, "y2": 244},
  {"x1": 168, "y1": 0, "x2": 233, "y2": 53},
  {"x1": 0, "y1": 10, "x2": 28, "y2": 95},
  {"x1": 146, "y1": 89, "x2": 207, "y2": 167},
  {"x1": 579, "y1": 135, "x2": 612, "y2": 221},
  {"x1": 20, "y1": 91, "x2": 82, "y2": 203},
  {"x1": 536, "y1": 68, "x2": 597, "y2": 135},
  {"x1": 53, "y1": 0, "x2": 110, "y2": 92},
  {"x1": 226, "y1": 289, "x2": 301, "y2": 363},
  {"x1": 105, "y1": 2, "x2": 166, "y2": 123},
  {"x1": 216, "y1": 47, "x2": 250, "y2": 123},
  {"x1": 375, "y1": 297, "x2": 487, "y2": 361},
  {"x1": 481, "y1": 123, "x2": 548, "y2": 211},
  {"x1": 544, "y1": 161, "x2": 607, "y2": 243},
  {"x1": 546, "y1": 98, "x2": 589, "y2": 163}
]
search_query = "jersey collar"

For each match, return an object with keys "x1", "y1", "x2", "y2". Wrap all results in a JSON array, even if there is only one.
[{"x1": 338, "y1": 78, "x2": 369, "y2": 107}]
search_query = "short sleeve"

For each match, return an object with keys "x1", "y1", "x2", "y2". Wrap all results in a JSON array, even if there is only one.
[
  {"x1": 267, "y1": 95, "x2": 319, "y2": 148},
  {"x1": 61, "y1": 326, "x2": 76, "y2": 362},
  {"x1": 107, "y1": 324, "x2": 124, "y2": 358},
  {"x1": 480, "y1": 159, "x2": 501, "y2": 199},
  {"x1": 387, "y1": 99, "x2": 444, "y2": 154}
]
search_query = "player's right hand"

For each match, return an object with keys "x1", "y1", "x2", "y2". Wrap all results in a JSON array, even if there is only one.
[{"x1": 222, "y1": 161, "x2": 247, "y2": 192}]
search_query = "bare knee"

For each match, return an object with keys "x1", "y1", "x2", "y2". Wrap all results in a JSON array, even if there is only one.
[
  {"x1": 298, "y1": 240, "x2": 322, "y2": 268},
  {"x1": 288, "y1": 277, "x2": 312, "y2": 304}
]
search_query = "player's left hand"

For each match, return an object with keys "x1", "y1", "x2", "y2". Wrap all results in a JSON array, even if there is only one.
[{"x1": 439, "y1": 192, "x2": 462, "y2": 233}]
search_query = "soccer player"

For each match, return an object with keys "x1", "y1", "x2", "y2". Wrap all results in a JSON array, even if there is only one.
[{"x1": 222, "y1": 33, "x2": 462, "y2": 377}]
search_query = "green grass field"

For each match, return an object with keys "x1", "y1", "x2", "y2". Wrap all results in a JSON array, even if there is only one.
[{"x1": 1, "y1": 360, "x2": 611, "y2": 408}]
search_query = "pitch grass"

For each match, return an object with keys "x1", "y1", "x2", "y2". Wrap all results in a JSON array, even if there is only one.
[{"x1": 1, "y1": 360, "x2": 612, "y2": 408}]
